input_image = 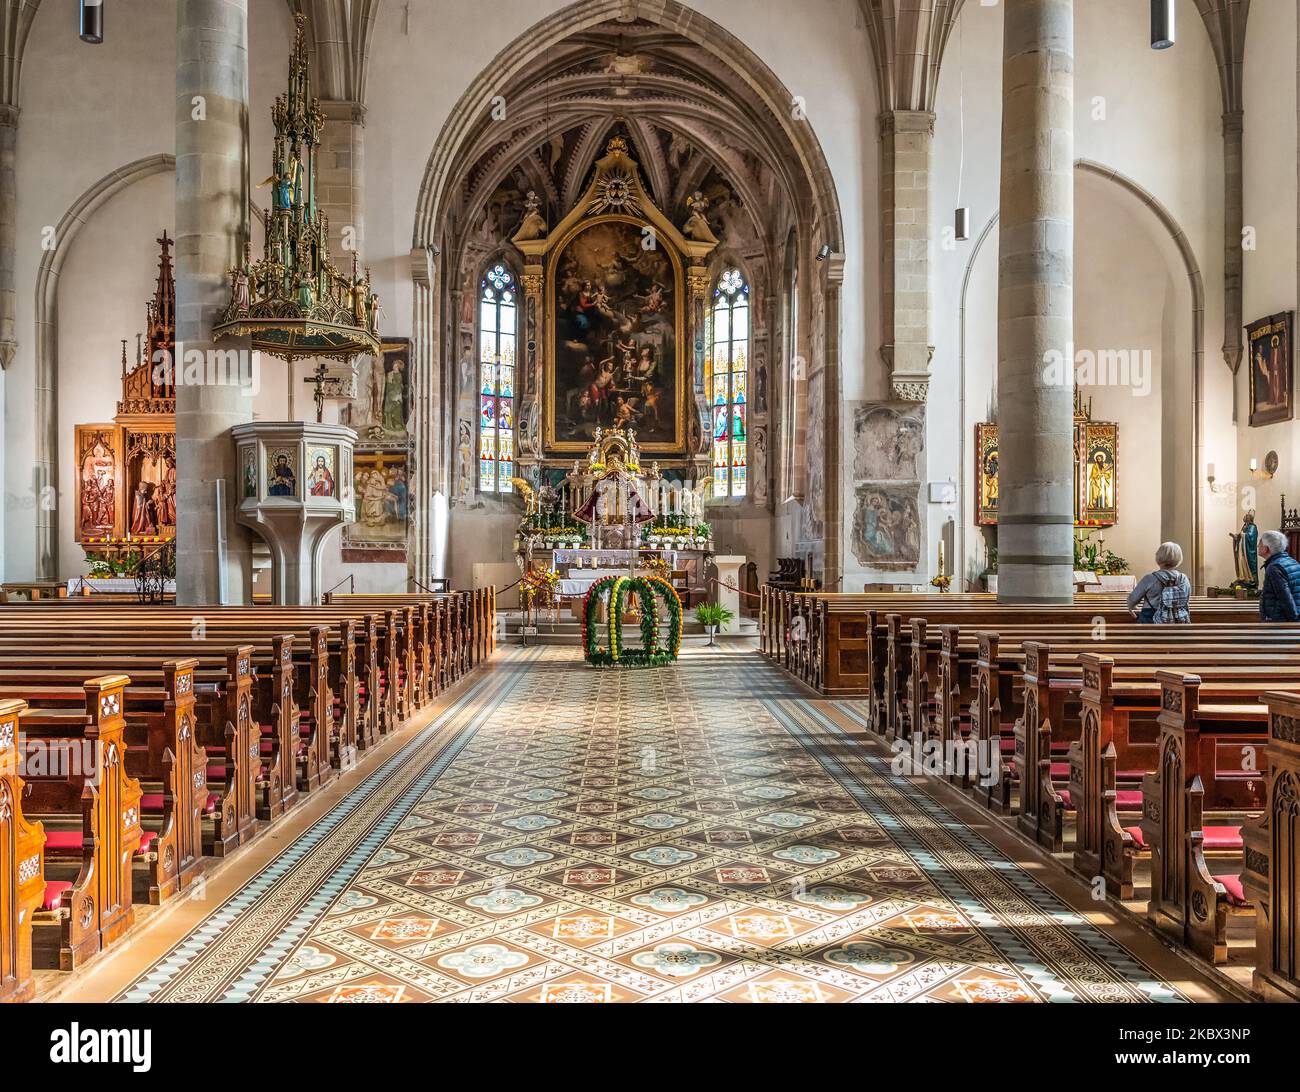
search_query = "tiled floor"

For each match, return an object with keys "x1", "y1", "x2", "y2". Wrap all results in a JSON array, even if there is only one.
[{"x1": 69, "y1": 645, "x2": 1229, "y2": 1002}]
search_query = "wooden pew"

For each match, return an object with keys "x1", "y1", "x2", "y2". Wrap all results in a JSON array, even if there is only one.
[
  {"x1": 22, "y1": 674, "x2": 143, "y2": 970},
  {"x1": 1243, "y1": 690, "x2": 1300, "y2": 1001},
  {"x1": 0, "y1": 698, "x2": 43, "y2": 1002},
  {"x1": 1140, "y1": 672, "x2": 1268, "y2": 962}
]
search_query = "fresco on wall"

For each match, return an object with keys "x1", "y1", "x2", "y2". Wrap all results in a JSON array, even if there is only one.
[
  {"x1": 349, "y1": 339, "x2": 411, "y2": 442},
  {"x1": 548, "y1": 219, "x2": 680, "y2": 449},
  {"x1": 851, "y1": 483, "x2": 922, "y2": 571},
  {"x1": 852, "y1": 403, "x2": 925, "y2": 482},
  {"x1": 804, "y1": 369, "x2": 825, "y2": 538},
  {"x1": 342, "y1": 450, "x2": 409, "y2": 563}
]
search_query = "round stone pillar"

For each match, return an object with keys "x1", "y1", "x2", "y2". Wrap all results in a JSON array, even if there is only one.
[
  {"x1": 996, "y1": 0, "x2": 1075, "y2": 604},
  {"x1": 175, "y1": 0, "x2": 254, "y2": 604}
]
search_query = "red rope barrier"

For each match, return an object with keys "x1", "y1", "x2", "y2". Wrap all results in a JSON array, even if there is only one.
[{"x1": 707, "y1": 576, "x2": 764, "y2": 601}]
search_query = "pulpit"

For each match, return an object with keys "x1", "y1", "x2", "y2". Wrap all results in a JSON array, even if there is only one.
[
  {"x1": 712, "y1": 555, "x2": 746, "y2": 633},
  {"x1": 231, "y1": 421, "x2": 356, "y2": 604}
]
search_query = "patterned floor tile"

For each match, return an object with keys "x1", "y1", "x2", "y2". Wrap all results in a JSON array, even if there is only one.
[{"x1": 115, "y1": 646, "x2": 1197, "y2": 1003}]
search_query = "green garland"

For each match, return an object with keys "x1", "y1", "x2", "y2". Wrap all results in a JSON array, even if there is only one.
[{"x1": 581, "y1": 574, "x2": 680, "y2": 667}]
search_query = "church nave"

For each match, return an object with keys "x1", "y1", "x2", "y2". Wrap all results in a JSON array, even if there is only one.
[{"x1": 51, "y1": 648, "x2": 1227, "y2": 1005}]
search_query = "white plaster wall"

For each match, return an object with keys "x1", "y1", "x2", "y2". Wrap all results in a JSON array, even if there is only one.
[
  {"x1": 930, "y1": 0, "x2": 1234, "y2": 592},
  {"x1": 4, "y1": 0, "x2": 295, "y2": 582},
  {"x1": 1237, "y1": 0, "x2": 1299, "y2": 554}
]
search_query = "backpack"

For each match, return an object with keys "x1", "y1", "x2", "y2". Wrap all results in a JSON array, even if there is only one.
[{"x1": 1152, "y1": 571, "x2": 1190, "y2": 624}]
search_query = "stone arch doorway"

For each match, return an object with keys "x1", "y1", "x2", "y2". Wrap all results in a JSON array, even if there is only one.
[
  {"x1": 408, "y1": 0, "x2": 845, "y2": 589},
  {"x1": 33, "y1": 153, "x2": 175, "y2": 579},
  {"x1": 958, "y1": 160, "x2": 1206, "y2": 586}
]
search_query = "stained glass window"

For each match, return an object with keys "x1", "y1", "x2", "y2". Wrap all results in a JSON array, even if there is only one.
[
  {"x1": 478, "y1": 262, "x2": 516, "y2": 493},
  {"x1": 709, "y1": 267, "x2": 750, "y2": 498}
]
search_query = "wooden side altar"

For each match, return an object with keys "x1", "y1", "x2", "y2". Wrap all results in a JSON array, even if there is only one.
[{"x1": 73, "y1": 231, "x2": 177, "y2": 569}]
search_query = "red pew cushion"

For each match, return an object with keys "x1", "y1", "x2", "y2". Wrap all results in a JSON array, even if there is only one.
[
  {"x1": 44, "y1": 830, "x2": 83, "y2": 855},
  {"x1": 136, "y1": 830, "x2": 158, "y2": 855},
  {"x1": 207, "y1": 764, "x2": 227, "y2": 780},
  {"x1": 1202, "y1": 826, "x2": 1244, "y2": 851},
  {"x1": 1125, "y1": 825, "x2": 1146, "y2": 850},
  {"x1": 42, "y1": 880, "x2": 72, "y2": 912},
  {"x1": 1214, "y1": 874, "x2": 1248, "y2": 907},
  {"x1": 205, "y1": 791, "x2": 221, "y2": 816},
  {"x1": 141, "y1": 792, "x2": 165, "y2": 813}
]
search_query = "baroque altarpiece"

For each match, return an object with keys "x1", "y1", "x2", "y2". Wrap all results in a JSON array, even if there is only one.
[
  {"x1": 508, "y1": 136, "x2": 719, "y2": 484},
  {"x1": 74, "y1": 231, "x2": 177, "y2": 564}
]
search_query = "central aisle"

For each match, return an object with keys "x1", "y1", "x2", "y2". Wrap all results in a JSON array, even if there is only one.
[{"x1": 106, "y1": 646, "x2": 1223, "y2": 1002}]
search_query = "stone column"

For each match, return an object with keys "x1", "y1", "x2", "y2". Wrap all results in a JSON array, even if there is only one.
[
  {"x1": 0, "y1": 105, "x2": 15, "y2": 372},
  {"x1": 996, "y1": 0, "x2": 1075, "y2": 604},
  {"x1": 317, "y1": 100, "x2": 365, "y2": 265},
  {"x1": 879, "y1": 110, "x2": 934, "y2": 401},
  {"x1": 175, "y1": 0, "x2": 253, "y2": 604}
]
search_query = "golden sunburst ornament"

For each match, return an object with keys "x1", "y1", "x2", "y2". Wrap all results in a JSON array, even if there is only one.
[{"x1": 588, "y1": 170, "x2": 640, "y2": 217}]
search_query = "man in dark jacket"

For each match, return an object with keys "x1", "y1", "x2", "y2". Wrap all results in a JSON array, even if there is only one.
[{"x1": 1258, "y1": 530, "x2": 1300, "y2": 621}]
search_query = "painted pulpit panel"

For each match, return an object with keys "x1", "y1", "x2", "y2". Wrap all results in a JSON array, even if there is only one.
[{"x1": 546, "y1": 218, "x2": 682, "y2": 452}]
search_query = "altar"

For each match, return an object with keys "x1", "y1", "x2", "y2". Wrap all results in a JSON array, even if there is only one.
[{"x1": 515, "y1": 427, "x2": 712, "y2": 609}]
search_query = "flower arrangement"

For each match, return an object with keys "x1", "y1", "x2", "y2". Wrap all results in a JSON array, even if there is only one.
[
  {"x1": 639, "y1": 557, "x2": 671, "y2": 580},
  {"x1": 930, "y1": 574, "x2": 952, "y2": 592},
  {"x1": 520, "y1": 567, "x2": 560, "y2": 612}
]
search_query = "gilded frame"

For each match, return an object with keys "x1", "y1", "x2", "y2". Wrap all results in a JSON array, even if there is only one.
[{"x1": 542, "y1": 214, "x2": 687, "y2": 456}]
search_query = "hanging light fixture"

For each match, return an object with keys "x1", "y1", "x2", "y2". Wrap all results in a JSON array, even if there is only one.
[
  {"x1": 1151, "y1": 0, "x2": 1175, "y2": 49},
  {"x1": 953, "y1": 15, "x2": 970, "y2": 241},
  {"x1": 79, "y1": 0, "x2": 104, "y2": 44}
]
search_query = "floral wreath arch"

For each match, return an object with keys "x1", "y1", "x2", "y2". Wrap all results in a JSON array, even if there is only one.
[{"x1": 581, "y1": 575, "x2": 683, "y2": 666}]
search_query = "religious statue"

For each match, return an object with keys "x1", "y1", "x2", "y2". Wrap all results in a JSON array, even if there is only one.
[
  {"x1": 232, "y1": 241, "x2": 252, "y2": 317},
  {"x1": 683, "y1": 190, "x2": 713, "y2": 242},
  {"x1": 514, "y1": 190, "x2": 548, "y2": 242},
  {"x1": 1231, "y1": 510, "x2": 1260, "y2": 588},
  {"x1": 157, "y1": 459, "x2": 177, "y2": 527},
  {"x1": 130, "y1": 481, "x2": 159, "y2": 535}
]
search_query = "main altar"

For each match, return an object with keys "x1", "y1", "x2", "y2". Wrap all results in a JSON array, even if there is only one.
[
  {"x1": 515, "y1": 426, "x2": 712, "y2": 611},
  {"x1": 74, "y1": 231, "x2": 177, "y2": 577}
]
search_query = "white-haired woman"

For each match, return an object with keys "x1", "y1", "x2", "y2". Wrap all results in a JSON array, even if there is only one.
[{"x1": 1126, "y1": 542, "x2": 1191, "y2": 624}]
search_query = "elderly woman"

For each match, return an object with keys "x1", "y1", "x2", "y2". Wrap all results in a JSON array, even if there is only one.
[{"x1": 1126, "y1": 542, "x2": 1192, "y2": 624}]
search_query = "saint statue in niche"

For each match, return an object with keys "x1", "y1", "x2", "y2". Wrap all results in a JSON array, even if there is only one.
[{"x1": 130, "y1": 481, "x2": 159, "y2": 535}]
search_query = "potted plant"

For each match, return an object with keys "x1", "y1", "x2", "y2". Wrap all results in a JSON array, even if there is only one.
[{"x1": 694, "y1": 601, "x2": 735, "y2": 646}]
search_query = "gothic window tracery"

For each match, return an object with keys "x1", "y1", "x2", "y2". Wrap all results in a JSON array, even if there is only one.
[
  {"x1": 479, "y1": 262, "x2": 517, "y2": 493},
  {"x1": 709, "y1": 266, "x2": 749, "y2": 497}
]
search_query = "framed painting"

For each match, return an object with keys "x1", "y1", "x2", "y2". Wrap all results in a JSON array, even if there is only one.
[
  {"x1": 974, "y1": 422, "x2": 999, "y2": 526},
  {"x1": 544, "y1": 216, "x2": 684, "y2": 454},
  {"x1": 1247, "y1": 311, "x2": 1294, "y2": 427}
]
